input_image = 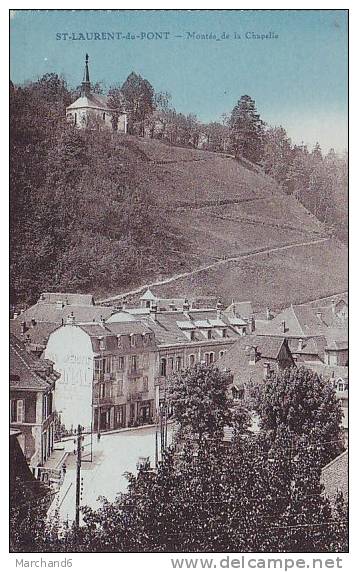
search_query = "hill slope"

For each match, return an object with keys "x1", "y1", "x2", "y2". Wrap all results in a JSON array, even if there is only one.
[{"x1": 97, "y1": 135, "x2": 346, "y2": 309}]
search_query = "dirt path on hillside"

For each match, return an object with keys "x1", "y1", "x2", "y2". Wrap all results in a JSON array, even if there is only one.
[{"x1": 98, "y1": 237, "x2": 331, "y2": 304}]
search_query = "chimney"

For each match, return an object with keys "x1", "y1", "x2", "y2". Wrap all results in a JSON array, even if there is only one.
[
  {"x1": 216, "y1": 299, "x2": 224, "y2": 320},
  {"x1": 298, "y1": 338, "x2": 303, "y2": 352},
  {"x1": 249, "y1": 346, "x2": 257, "y2": 365},
  {"x1": 281, "y1": 320, "x2": 286, "y2": 333},
  {"x1": 266, "y1": 307, "x2": 272, "y2": 321},
  {"x1": 249, "y1": 315, "x2": 255, "y2": 333},
  {"x1": 66, "y1": 312, "x2": 75, "y2": 325},
  {"x1": 150, "y1": 303, "x2": 158, "y2": 321}
]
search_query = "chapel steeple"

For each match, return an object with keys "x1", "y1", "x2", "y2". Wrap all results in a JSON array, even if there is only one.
[{"x1": 81, "y1": 53, "x2": 91, "y2": 97}]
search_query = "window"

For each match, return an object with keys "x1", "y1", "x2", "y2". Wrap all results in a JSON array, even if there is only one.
[
  {"x1": 74, "y1": 112, "x2": 77, "y2": 126},
  {"x1": 17, "y1": 399, "x2": 25, "y2": 423},
  {"x1": 131, "y1": 355, "x2": 138, "y2": 372},
  {"x1": 142, "y1": 353, "x2": 149, "y2": 368},
  {"x1": 143, "y1": 376, "x2": 149, "y2": 392},
  {"x1": 105, "y1": 357, "x2": 111, "y2": 374},
  {"x1": 130, "y1": 334, "x2": 136, "y2": 347},
  {"x1": 10, "y1": 399, "x2": 25, "y2": 423},
  {"x1": 338, "y1": 382, "x2": 345, "y2": 392},
  {"x1": 168, "y1": 357, "x2": 174, "y2": 371},
  {"x1": 176, "y1": 356, "x2": 182, "y2": 371},
  {"x1": 99, "y1": 383, "x2": 106, "y2": 399},
  {"x1": 160, "y1": 358, "x2": 167, "y2": 377},
  {"x1": 118, "y1": 380, "x2": 123, "y2": 395},
  {"x1": 222, "y1": 328, "x2": 227, "y2": 338},
  {"x1": 103, "y1": 112, "x2": 106, "y2": 121},
  {"x1": 189, "y1": 354, "x2": 196, "y2": 367},
  {"x1": 209, "y1": 352, "x2": 215, "y2": 364},
  {"x1": 94, "y1": 358, "x2": 103, "y2": 376},
  {"x1": 190, "y1": 330, "x2": 196, "y2": 341},
  {"x1": 118, "y1": 356, "x2": 124, "y2": 370},
  {"x1": 219, "y1": 350, "x2": 227, "y2": 358},
  {"x1": 207, "y1": 329, "x2": 213, "y2": 340}
]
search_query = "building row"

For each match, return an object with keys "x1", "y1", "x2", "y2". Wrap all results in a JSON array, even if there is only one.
[{"x1": 10, "y1": 288, "x2": 348, "y2": 468}]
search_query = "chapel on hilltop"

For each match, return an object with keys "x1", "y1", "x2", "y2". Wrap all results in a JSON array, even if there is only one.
[{"x1": 66, "y1": 54, "x2": 127, "y2": 133}]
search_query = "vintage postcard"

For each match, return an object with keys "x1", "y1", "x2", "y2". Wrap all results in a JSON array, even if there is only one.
[{"x1": 9, "y1": 8, "x2": 348, "y2": 562}]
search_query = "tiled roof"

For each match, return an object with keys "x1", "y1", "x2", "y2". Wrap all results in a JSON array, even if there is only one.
[
  {"x1": 140, "y1": 288, "x2": 158, "y2": 301},
  {"x1": 15, "y1": 303, "x2": 115, "y2": 326},
  {"x1": 67, "y1": 93, "x2": 114, "y2": 111},
  {"x1": 106, "y1": 311, "x2": 138, "y2": 323},
  {"x1": 256, "y1": 304, "x2": 348, "y2": 339},
  {"x1": 10, "y1": 320, "x2": 57, "y2": 349},
  {"x1": 303, "y1": 362, "x2": 348, "y2": 381},
  {"x1": 321, "y1": 450, "x2": 348, "y2": 501},
  {"x1": 288, "y1": 336, "x2": 327, "y2": 360},
  {"x1": 38, "y1": 292, "x2": 95, "y2": 306},
  {"x1": 10, "y1": 334, "x2": 59, "y2": 391},
  {"x1": 216, "y1": 335, "x2": 290, "y2": 386},
  {"x1": 224, "y1": 301, "x2": 253, "y2": 320}
]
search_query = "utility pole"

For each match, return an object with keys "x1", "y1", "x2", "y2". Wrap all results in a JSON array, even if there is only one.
[{"x1": 75, "y1": 424, "x2": 83, "y2": 527}]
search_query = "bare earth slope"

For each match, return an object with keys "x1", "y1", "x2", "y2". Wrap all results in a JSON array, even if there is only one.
[{"x1": 98, "y1": 135, "x2": 347, "y2": 310}]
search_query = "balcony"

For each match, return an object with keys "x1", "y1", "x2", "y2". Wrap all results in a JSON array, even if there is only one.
[{"x1": 127, "y1": 367, "x2": 143, "y2": 379}]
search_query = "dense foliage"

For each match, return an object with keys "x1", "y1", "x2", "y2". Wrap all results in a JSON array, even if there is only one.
[
  {"x1": 252, "y1": 366, "x2": 345, "y2": 467},
  {"x1": 11, "y1": 365, "x2": 348, "y2": 553},
  {"x1": 10, "y1": 74, "x2": 181, "y2": 305}
]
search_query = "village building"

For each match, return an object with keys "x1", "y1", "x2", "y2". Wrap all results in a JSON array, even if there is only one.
[
  {"x1": 215, "y1": 335, "x2": 295, "y2": 399},
  {"x1": 44, "y1": 317, "x2": 157, "y2": 432},
  {"x1": 321, "y1": 450, "x2": 348, "y2": 503},
  {"x1": 66, "y1": 54, "x2": 127, "y2": 133},
  {"x1": 10, "y1": 334, "x2": 59, "y2": 468},
  {"x1": 11, "y1": 291, "x2": 117, "y2": 355},
  {"x1": 108, "y1": 297, "x2": 255, "y2": 409}
]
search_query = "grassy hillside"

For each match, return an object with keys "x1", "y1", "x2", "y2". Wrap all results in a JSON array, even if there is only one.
[
  {"x1": 94, "y1": 136, "x2": 346, "y2": 309},
  {"x1": 129, "y1": 238, "x2": 348, "y2": 312}
]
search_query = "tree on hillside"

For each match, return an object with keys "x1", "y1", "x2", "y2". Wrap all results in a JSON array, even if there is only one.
[
  {"x1": 261, "y1": 126, "x2": 293, "y2": 189},
  {"x1": 254, "y1": 366, "x2": 345, "y2": 467},
  {"x1": 202, "y1": 121, "x2": 230, "y2": 152},
  {"x1": 167, "y1": 364, "x2": 234, "y2": 443},
  {"x1": 120, "y1": 72, "x2": 155, "y2": 135},
  {"x1": 229, "y1": 95, "x2": 264, "y2": 163}
]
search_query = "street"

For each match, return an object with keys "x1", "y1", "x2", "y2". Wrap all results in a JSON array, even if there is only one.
[{"x1": 48, "y1": 425, "x2": 173, "y2": 524}]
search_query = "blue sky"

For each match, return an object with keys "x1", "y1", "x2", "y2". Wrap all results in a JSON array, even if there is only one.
[{"x1": 10, "y1": 9, "x2": 348, "y2": 152}]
